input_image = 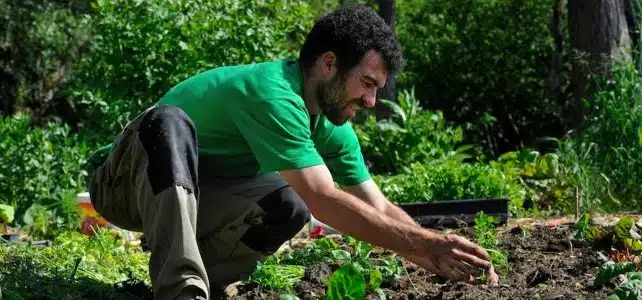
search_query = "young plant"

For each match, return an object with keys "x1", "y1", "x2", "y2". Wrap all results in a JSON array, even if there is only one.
[
  {"x1": 326, "y1": 263, "x2": 366, "y2": 300},
  {"x1": 280, "y1": 237, "x2": 339, "y2": 266},
  {"x1": 248, "y1": 256, "x2": 305, "y2": 292},
  {"x1": 474, "y1": 211, "x2": 509, "y2": 279}
]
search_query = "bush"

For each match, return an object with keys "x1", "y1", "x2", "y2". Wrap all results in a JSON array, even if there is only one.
[
  {"x1": 557, "y1": 62, "x2": 642, "y2": 213},
  {"x1": 0, "y1": 113, "x2": 90, "y2": 232},
  {"x1": 395, "y1": 0, "x2": 566, "y2": 156},
  {"x1": 68, "y1": 0, "x2": 326, "y2": 143}
]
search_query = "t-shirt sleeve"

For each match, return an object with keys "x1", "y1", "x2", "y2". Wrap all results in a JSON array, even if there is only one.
[
  {"x1": 233, "y1": 99, "x2": 325, "y2": 173},
  {"x1": 315, "y1": 121, "x2": 372, "y2": 186}
]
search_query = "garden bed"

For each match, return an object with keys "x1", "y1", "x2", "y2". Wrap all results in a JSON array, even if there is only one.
[
  {"x1": 228, "y1": 218, "x2": 617, "y2": 300},
  {"x1": 3, "y1": 215, "x2": 639, "y2": 299}
]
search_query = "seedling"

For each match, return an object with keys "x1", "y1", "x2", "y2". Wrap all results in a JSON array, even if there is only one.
[
  {"x1": 248, "y1": 256, "x2": 305, "y2": 292},
  {"x1": 474, "y1": 211, "x2": 509, "y2": 280}
]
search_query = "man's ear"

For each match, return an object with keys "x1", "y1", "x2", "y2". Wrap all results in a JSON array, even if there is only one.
[{"x1": 319, "y1": 52, "x2": 338, "y2": 75}]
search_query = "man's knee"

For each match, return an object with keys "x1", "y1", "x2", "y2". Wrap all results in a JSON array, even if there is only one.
[
  {"x1": 138, "y1": 105, "x2": 199, "y2": 197},
  {"x1": 240, "y1": 186, "x2": 310, "y2": 254}
]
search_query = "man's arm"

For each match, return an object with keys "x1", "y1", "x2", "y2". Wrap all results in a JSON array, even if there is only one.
[
  {"x1": 279, "y1": 164, "x2": 493, "y2": 283},
  {"x1": 342, "y1": 179, "x2": 417, "y2": 225},
  {"x1": 343, "y1": 178, "x2": 499, "y2": 285},
  {"x1": 343, "y1": 179, "x2": 442, "y2": 273}
]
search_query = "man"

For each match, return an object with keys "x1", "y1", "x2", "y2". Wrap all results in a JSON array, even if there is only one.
[{"x1": 86, "y1": 3, "x2": 497, "y2": 300}]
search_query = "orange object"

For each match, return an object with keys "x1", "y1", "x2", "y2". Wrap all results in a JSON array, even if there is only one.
[
  {"x1": 76, "y1": 192, "x2": 110, "y2": 235},
  {"x1": 76, "y1": 192, "x2": 141, "y2": 242}
]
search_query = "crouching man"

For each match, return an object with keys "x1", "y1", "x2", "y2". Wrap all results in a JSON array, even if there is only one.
[{"x1": 86, "y1": 3, "x2": 498, "y2": 300}]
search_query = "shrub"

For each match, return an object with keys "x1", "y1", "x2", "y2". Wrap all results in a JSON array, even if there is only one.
[
  {"x1": 557, "y1": 62, "x2": 642, "y2": 213},
  {"x1": 68, "y1": 0, "x2": 326, "y2": 143},
  {"x1": 395, "y1": 0, "x2": 565, "y2": 156},
  {"x1": 0, "y1": 113, "x2": 90, "y2": 230}
]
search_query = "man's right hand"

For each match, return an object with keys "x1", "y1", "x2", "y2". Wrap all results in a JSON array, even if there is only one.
[
  {"x1": 419, "y1": 234, "x2": 496, "y2": 284},
  {"x1": 279, "y1": 165, "x2": 493, "y2": 280}
]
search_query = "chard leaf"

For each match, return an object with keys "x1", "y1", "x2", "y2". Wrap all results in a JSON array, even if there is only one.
[
  {"x1": 331, "y1": 250, "x2": 352, "y2": 262},
  {"x1": 326, "y1": 263, "x2": 366, "y2": 300}
]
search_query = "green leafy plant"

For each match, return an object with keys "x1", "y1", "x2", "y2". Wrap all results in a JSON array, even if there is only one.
[
  {"x1": 596, "y1": 261, "x2": 638, "y2": 287},
  {"x1": 474, "y1": 211, "x2": 509, "y2": 279},
  {"x1": 606, "y1": 271, "x2": 642, "y2": 300},
  {"x1": 280, "y1": 237, "x2": 339, "y2": 266},
  {"x1": 554, "y1": 62, "x2": 642, "y2": 214},
  {"x1": 396, "y1": 0, "x2": 562, "y2": 157},
  {"x1": 248, "y1": 256, "x2": 305, "y2": 292},
  {"x1": 354, "y1": 88, "x2": 473, "y2": 175},
  {"x1": 374, "y1": 161, "x2": 525, "y2": 215},
  {"x1": 69, "y1": 0, "x2": 326, "y2": 144},
  {"x1": 326, "y1": 263, "x2": 366, "y2": 300},
  {"x1": 0, "y1": 114, "x2": 89, "y2": 231},
  {"x1": 0, "y1": 228, "x2": 150, "y2": 299}
]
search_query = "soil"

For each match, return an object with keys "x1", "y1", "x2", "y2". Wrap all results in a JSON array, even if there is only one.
[{"x1": 230, "y1": 222, "x2": 614, "y2": 300}]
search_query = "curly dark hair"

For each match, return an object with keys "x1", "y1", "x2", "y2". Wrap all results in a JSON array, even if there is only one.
[{"x1": 298, "y1": 3, "x2": 404, "y2": 76}]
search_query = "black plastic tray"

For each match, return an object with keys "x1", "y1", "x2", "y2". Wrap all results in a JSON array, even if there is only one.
[{"x1": 397, "y1": 198, "x2": 510, "y2": 228}]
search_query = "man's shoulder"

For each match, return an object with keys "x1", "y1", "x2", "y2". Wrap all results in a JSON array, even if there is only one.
[{"x1": 243, "y1": 58, "x2": 304, "y2": 101}]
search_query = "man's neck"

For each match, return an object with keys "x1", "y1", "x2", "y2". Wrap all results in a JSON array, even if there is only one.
[{"x1": 300, "y1": 64, "x2": 321, "y2": 116}]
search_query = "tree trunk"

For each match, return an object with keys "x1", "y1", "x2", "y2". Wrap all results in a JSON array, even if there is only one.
[
  {"x1": 566, "y1": 0, "x2": 631, "y2": 130},
  {"x1": 375, "y1": 0, "x2": 396, "y2": 120},
  {"x1": 550, "y1": 0, "x2": 565, "y2": 110}
]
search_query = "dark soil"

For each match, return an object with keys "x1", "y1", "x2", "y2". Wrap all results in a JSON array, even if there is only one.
[{"x1": 231, "y1": 223, "x2": 613, "y2": 300}]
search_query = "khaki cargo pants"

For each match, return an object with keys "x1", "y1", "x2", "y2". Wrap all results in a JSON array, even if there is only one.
[{"x1": 88, "y1": 105, "x2": 310, "y2": 300}]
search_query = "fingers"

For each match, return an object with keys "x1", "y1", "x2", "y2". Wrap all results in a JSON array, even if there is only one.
[
  {"x1": 446, "y1": 234, "x2": 491, "y2": 261},
  {"x1": 451, "y1": 248, "x2": 492, "y2": 269},
  {"x1": 438, "y1": 257, "x2": 481, "y2": 282},
  {"x1": 485, "y1": 267, "x2": 500, "y2": 286}
]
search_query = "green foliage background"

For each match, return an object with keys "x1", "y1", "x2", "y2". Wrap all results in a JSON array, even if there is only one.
[{"x1": 0, "y1": 0, "x2": 641, "y2": 230}]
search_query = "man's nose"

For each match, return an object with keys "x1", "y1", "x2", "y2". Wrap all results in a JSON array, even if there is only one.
[{"x1": 363, "y1": 93, "x2": 376, "y2": 108}]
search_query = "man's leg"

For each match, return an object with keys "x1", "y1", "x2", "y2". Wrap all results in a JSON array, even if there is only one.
[
  {"x1": 195, "y1": 172, "x2": 311, "y2": 298},
  {"x1": 88, "y1": 105, "x2": 209, "y2": 300}
]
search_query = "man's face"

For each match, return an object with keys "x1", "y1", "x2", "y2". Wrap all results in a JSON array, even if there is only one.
[{"x1": 316, "y1": 50, "x2": 388, "y2": 126}]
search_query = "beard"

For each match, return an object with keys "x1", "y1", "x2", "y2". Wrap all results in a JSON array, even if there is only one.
[{"x1": 315, "y1": 72, "x2": 355, "y2": 126}]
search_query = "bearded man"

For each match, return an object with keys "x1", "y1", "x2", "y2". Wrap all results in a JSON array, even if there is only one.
[{"x1": 86, "y1": 3, "x2": 497, "y2": 300}]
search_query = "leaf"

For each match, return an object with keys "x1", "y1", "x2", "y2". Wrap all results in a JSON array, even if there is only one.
[
  {"x1": 279, "y1": 294, "x2": 301, "y2": 300},
  {"x1": 331, "y1": 250, "x2": 352, "y2": 262},
  {"x1": 326, "y1": 263, "x2": 366, "y2": 300},
  {"x1": 0, "y1": 204, "x2": 14, "y2": 224},
  {"x1": 596, "y1": 262, "x2": 637, "y2": 286},
  {"x1": 615, "y1": 217, "x2": 637, "y2": 241},
  {"x1": 610, "y1": 278, "x2": 642, "y2": 300},
  {"x1": 369, "y1": 268, "x2": 383, "y2": 291},
  {"x1": 379, "y1": 99, "x2": 406, "y2": 123},
  {"x1": 315, "y1": 237, "x2": 338, "y2": 252},
  {"x1": 23, "y1": 204, "x2": 48, "y2": 225}
]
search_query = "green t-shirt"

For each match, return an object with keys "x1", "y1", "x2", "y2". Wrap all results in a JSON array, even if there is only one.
[{"x1": 89, "y1": 59, "x2": 371, "y2": 186}]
